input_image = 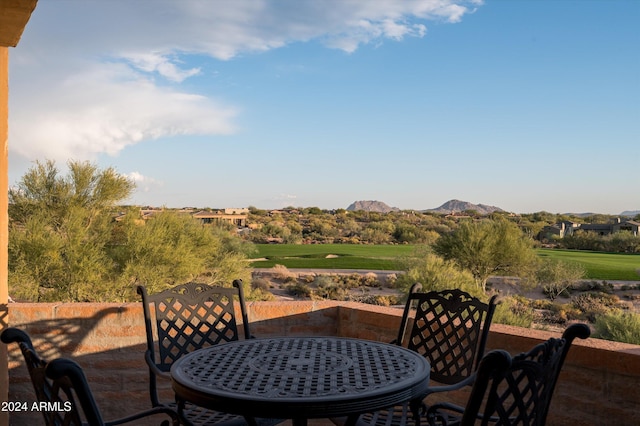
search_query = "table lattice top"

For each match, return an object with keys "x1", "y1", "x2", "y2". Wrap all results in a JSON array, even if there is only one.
[{"x1": 171, "y1": 337, "x2": 430, "y2": 418}]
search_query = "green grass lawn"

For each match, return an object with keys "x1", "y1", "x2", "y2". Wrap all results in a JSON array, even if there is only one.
[
  {"x1": 537, "y1": 249, "x2": 640, "y2": 281},
  {"x1": 249, "y1": 244, "x2": 414, "y2": 270},
  {"x1": 250, "y1": 244, "x2": 640, "y2": 281}
]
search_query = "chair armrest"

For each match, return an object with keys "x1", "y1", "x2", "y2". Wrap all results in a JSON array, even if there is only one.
[
  {"x1": 144, "y1": 350, "x2": 171, "y2": 380},
  {"x1": 104, "y1": 405, "x2": 179, "y2": 426},
  {"x1": 424, "y1": 374, "x2": 476, "y2": 397}
]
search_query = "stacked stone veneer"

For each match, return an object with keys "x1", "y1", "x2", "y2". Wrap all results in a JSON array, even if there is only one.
[{"x1": 5, "y1": 301, "x2": 639, "y2": 425}]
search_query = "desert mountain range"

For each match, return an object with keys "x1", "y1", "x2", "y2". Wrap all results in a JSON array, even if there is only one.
[{"x1": 346, "y1": 200, "x2": 639, "y2": 217}]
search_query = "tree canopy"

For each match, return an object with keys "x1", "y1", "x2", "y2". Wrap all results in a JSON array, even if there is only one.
[
  {"x1": 9, "y1": 160, "x2": 255, "y2": 302},
  {"x1": 433, "y1": 218, "x2": 538, "y2": 292}
]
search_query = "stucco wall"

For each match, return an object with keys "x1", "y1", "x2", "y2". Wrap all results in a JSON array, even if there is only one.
[{"x1": 5, "y1": 301, "x2": 639, "y2": 425}]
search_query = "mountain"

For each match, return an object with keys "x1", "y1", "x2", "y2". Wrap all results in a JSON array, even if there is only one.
[
  {"x1": 426, "y1": 199, "x2": 505, "y2": 215},
  {"x1": 346, "y1": 200, "x2": 399, "y2": 213},
  {"x1": 621, "y1": 210, "x2": 640, "y2": 217}
]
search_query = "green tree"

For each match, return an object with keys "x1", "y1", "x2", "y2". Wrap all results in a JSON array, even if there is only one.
[
  {"x1": 9, "y1": 160, "x2": 255, "y2": 302},
  {"x1": 397, "y1": 252, "x2": 482, "y2": 299},
  {"x1": 9, "y1": 160, "x2": 134, "y2": 301},
  {"x1": 433, "y1": 218, "x2": 537, "y2": 293},
  {"x1": 110, "y1": 211, "x2": 254, "y2": 300}
]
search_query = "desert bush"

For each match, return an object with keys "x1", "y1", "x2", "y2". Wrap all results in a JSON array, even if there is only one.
[
  {"x1": 354, "y1": 295, "x2": 400, "y2": 306},
  {"x1": 300, "y1": 274, "x2": 316, "y2": 283},
  {"x1": 536, "y1": 259, "x2": 585, "y2": 300},
  {"x1": 384, "y1": 273, "x2": 398, "y2": 288},
  {"x1": 314, "y1": 275, "x2": 348, "y2": 301},
  {"x1": 285, "y1": 282, "x2": 313, "y2": 298},
  {"x1": 250, "y1": 287, "x2": 275, "y2": 301},
  {"x1": 492, "y1": 296, "x2": 534, "y2": 328},
  {"x1": 339, "y1": 273, "x2": 365, "y2": 289},
  {"x1": 251, "y1": 277, "x2": 271, "y2": 291},
  {"x1": 396, "y1": 252, "x2": 482, "y2": 299},
  {"x1": 271, "y1": 264, "x2": 298, "y2": 283},
  {"x1": 362, "y1": 272, "x2": 380, "y2": 287},
  {"x1": 594, "y1": 310, "x2": 640, "y2": 345},
  {"x1": 572, "y1": 280, "x2": 614, "y2": 293},
  {"x1": 571, "y1": 292, "x2": 620, "y2": 321}
]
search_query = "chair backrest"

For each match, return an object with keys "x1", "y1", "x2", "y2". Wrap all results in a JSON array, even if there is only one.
[
  {"x1": 44, "y1": 357, "x2": 105, "y2": 426},
  {"x1": 1, "y1": 327, "x2": 53, "y2": 424},
  {"x1": 461, "y1": 323, "x2": 591, "y2": 426},
  {"x1": 396, "y1": 283, "x2": 497, "y2": 385},
  {"x1": 137, "y1": 279, "x2": 251, "y2": 372}
]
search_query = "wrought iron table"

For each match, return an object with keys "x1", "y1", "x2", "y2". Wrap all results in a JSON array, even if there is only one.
[{"x1": 171, "y1": 336, "x2": 431, "y2": 426}]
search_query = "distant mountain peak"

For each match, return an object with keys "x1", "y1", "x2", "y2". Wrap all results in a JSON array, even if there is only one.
[
  {"x1": 426, "y1": 199, "x2": 504, "y2": 215},
  {"x1": 346, "y1": 200, "x2": 399, "y2": 213}
]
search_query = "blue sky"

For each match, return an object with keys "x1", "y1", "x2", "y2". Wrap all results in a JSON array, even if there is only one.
[{"x1": 9, "y1": 0, "x2": 639, "y2": 214}]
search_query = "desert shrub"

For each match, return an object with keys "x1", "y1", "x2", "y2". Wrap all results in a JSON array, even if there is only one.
[
  {"x1": 300, "y1": 274, "x2": 316, "y2": 284},
  {"x1": 594, "y1": 310, "x2": 640, "y2": 345},
  {"x1": 314, "y1": 275, "x2": 348, "y2": 301},
  {"x1": 285, "y1": 282, "x2": 312, "y2": 298},
  {"x1": 250, "y1": 287, "x2": 275, "y2": 301},
  {"x1": 492, "y1": 296, "x2": 534, "y2": 328},
  {"x1": 339, "y1": 273, "x2": 365, "y2": 289},
  {"x1": 536, "y1": 259, "x2": 585, "y2": 300},
  {"x1": 362, "y1": 272, "x2": 380, "y2": 287},
  {"x1": 271, "y1": 264, "x2": 298, "y2": 283},
  {"x1": 397, "y1": 253, "x2": 482, "y2": 299},
  {"x1": 251, "y1": 277, "x2": 271, "y2": 291},
  {"x1": 572, "y1": 280, "x2": 614, "y2": 294},
  {"x1": 571, "y1": 292, "x2": 620, "y2": 321},
  {"x1": 384, "y1": 273, "x2": 398, "y2": 288},
  {"x1": 354, "y1": 295, "x2": 400, "y2": 306}
]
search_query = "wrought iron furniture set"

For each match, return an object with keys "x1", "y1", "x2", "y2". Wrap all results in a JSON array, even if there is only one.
[
  {"x1": 3, "y1": 279, "x2": 590, "y2": 426},
  {"x1": 171, "y1": 336, "x2": 431, "y2": 426}
]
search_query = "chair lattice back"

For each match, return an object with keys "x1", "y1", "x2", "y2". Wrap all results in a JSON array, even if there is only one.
[
  {"x1": 138, "y1": 280, "x2": 251, "y2": 371},
  {"x1": 397, "y1": 284, "x2": 497, "y2": 385},
  {"x1": 461, "y1": 323, "x2": 590, "y2": 426}
]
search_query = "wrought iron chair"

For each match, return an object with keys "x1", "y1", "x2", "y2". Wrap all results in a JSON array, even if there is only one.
[
  {"x1": 425, "y1": 323, "x2": 591, "y2": 426},
  {"x1": 2, "y1": 327, "x2": 178, "y2": 426},
  {"x1": 334, "y1": 283, "x2": 497, "y2": 426},
  {"x1": 1, "y1": 327, "x2": 51, "y2": 424},
  {"x1": 137, "y1": 279, "x2": 278, "y2": 426},
  {"x1": 44, "y1": 357, "x2": 179, "y2": 426}
]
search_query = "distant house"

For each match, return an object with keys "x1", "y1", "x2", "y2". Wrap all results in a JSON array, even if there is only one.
[
  {"x1": 612, "y1": 219, "x2": 640, "y2": 236},
  {"x1": 192, "y1": 209, "x2": 248, "y2": 227},
  {"x1": 114, "y1": 207, "x2": 248, "y2": 228},
  {"x1": 539, "y1": 218, "x2": 639, "y2": 240}
]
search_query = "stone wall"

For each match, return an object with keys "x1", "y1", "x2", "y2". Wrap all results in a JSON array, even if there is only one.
[{"x1": 4, "y1": 301, "x2": 639, "y2": 425}]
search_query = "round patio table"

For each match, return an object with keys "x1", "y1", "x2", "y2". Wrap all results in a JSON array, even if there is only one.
[{"x1": 171, "y1": 336, "x2": 431, "y2": 426}]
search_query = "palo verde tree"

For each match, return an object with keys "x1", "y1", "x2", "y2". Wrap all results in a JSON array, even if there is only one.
[
  {"x1": 433, "y1": 218, "x2": 538, "y2": 293},
  {"x1": 9, "y1": 160, "x2": 134, "y2": 301},
  {"x1": 9, "y1": 160, "x2": 256, "y2": 302},
  {"x1": 110, "y1": 210, "x2": 254, "y2": 299}
]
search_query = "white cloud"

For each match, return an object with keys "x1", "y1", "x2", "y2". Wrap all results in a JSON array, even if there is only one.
[
  {"x1": 122, "y1": 53, "x2": 202, "y2": 83},
  {"x1": 9, "y1": 61, "x2": 236, "y2": 162},
  {"x1": 9, "y1": 0, "x2": 480, "y2": 164},
  {"x1": 127, "y1": 172, "x2": 163, "y2": 193}
]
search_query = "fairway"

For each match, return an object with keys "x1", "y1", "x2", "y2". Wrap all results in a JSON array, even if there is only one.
[
  {"x1": 249, "y1": 244, "x2": 414, "y2": 270},
  {"x1": 250, "y1": 244, "x2": 640, "y2": 281},
  {"x1": 537, "y1": 249, "x2": 640, "y2": 281}
]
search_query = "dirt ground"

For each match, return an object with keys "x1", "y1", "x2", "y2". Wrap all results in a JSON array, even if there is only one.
[{"x1": 251, "y1": 269, "x2": 640, "y2": 329}]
